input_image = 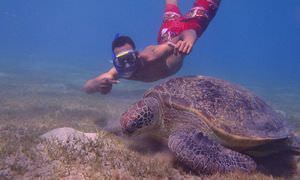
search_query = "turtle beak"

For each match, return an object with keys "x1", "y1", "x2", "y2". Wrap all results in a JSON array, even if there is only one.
[
  {"x1": 122, "y1": 127, "x2": 135, "y2": 136},
  {"x1": 122, "y1": 121, "x2": 137, "y2": 136}
]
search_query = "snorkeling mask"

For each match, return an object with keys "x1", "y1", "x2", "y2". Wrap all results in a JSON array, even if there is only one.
[{"x1": 113, "y1": 50, "x2": 139, "y2": 78}]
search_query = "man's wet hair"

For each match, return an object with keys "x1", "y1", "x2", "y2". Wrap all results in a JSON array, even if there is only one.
[{"x1": 112, "y1": 36, "x2": 136, "y2": 51}]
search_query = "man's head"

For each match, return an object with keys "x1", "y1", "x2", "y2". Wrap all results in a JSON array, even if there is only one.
[
  {"x1": 112, "y1": 36, "x2": 136, "y2": 55},
  {"x1": 112, "y1": 36, "x2": 139, "y2": 78}
]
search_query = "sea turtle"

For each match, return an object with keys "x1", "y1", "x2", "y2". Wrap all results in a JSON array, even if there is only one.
[{"x1": 120, "y1": 76, "x2": 300, "y2": 174}]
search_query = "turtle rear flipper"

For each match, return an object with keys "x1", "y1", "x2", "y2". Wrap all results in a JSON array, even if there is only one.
[{"x1": 168, "y1": 129, "x2": 256, "y2": 174}]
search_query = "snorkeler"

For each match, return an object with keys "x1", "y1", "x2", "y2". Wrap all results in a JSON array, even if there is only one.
[{"x1": 84, "y1": 0, "x2": 221, "y2": 94}]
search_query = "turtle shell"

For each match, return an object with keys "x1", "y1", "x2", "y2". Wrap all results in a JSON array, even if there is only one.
[{"x1": 144, "y1": 76, "x2": 291, "y2": 148}]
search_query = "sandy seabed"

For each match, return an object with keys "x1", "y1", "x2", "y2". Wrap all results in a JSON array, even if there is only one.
[{"x1": 0, "y1": 67, "x2": 300, "y2": 179}]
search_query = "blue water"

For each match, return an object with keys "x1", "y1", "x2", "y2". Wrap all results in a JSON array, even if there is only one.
[{"x1": 0, "y1": 1, "x2": 300, "y2": 129}]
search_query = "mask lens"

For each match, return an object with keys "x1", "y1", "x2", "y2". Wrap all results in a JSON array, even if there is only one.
[
  {"x1": 115, "y1": 58, "x2": 125, "y2": 67},
  {"x1": 113, "y1": 51, "x2": 138, "y2": 78},
  {"x1": 116, "y1": 51, "x2": 136, "y2": 67}
]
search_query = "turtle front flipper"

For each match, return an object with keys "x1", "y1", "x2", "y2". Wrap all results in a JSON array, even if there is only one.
[{"x1": 168, "y1": 129, "x2": 257, "y2": 174}]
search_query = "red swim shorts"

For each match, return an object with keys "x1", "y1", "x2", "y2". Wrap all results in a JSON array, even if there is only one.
[{"x1": 157, "y1": 0, "x2": 221, "y2": 44}]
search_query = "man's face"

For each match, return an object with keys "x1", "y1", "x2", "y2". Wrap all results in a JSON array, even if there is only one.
[
  {"x1": 113, "y1": 43, "x2": 134, "y2": 55},
  {"x1": 113, "y1": 43, "x2": 139, "y2": 78}
]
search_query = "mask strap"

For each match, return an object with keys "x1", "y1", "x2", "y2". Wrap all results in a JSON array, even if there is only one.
[{"x1": 115, "y1": 50, "x2": 136, "y2": 58}]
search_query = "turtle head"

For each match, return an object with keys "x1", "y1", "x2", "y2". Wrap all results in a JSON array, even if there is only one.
[{"x1": 120, "y1": 97, "x2": 161, "y2": 136}]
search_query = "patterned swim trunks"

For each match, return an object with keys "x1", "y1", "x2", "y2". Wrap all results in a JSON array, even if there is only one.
[{"x1": 157, "y1": 0, "x2": 221, "y2": 44}]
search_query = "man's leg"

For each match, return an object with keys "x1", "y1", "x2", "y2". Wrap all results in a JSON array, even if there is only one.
[
  {"x1": 163, "y1": 0, "x2": 182, "y2": 22},
  {"x1": 185, "y1": 0, "x2": 221, "y2": 36},
  {"x1": 191, "y1": 0, "x2": 220, "y2": 18},
  {"x1": 166, "y1": 0, "x2": 177, "y2": 6},
  {"x1": 157, "y1": 0, "x2": 183, "y2": 43}
]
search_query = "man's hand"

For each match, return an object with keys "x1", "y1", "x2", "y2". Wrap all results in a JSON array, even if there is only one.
[
  {"x1": 84, "y1": 73, "x2": 119, "y2": 94},
  {"x1": 174, "y1": 29, "x2": 197, "y2": 55},
  {"x1": 175, "y1": 40, "x2": 193, "y2": 54}
]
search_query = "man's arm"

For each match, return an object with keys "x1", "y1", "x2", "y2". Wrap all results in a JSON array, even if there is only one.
[
  {"x1": 139, "y1": 44, "x2": 174, "y2": 61},
  {"x1": 84, "y1": 42, "x2": 176, "y2": 94},
  {"x1": 84, "y1": 30, "x2": 196, "y2": 94},
  {"x1": 138, "y1": 35, "x2": 181, "y2": 61},
  {"x1": 153, "y1": 30, "x2": 197, "y2": 76},
  {"x1": 138, "y1": 29, "x2": 197, "y2": 70}
]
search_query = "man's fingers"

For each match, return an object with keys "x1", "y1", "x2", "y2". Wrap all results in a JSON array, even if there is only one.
[
  {"x1": 99, "y1": 83, "x2": 112, "y2": 88},
  {"x1": 179, "y1": 41, "x2": 187, "y2": 52},
  {"x1": 174, "y1": 40, "x2": 193, "y2": 55},
  {"x1": 183, "y1": 44, "x2": 190, "y2": 54},
  {"x1": 174, "y1": 42, "x2": 180, "y2": 55},
  {"x1": 102, "y1": 78, "x2": 120, "y2": 84},
  {"x1": 99, "y1": 87, "x2": 112, "y2": 94},
  {"x1": 107, "y1": 79, "x2": 120, "y2": 84},
  {"x1": 97, "y1": 84, "x2": 112, "y2": 94},
  {"x1": 175, "y1": 40, "x2": 182, "y2": 49}
]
